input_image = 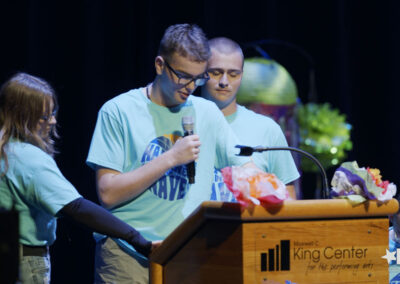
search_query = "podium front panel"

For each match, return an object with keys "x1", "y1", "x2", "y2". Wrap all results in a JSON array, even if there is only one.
[{"x1": 149, "y1": 200, "x2": 397, "y2": 284}]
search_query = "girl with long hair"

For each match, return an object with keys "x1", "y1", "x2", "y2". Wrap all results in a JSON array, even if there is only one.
[{"x1": 0, "y1": 73, "x2": 160, "y2": 283}]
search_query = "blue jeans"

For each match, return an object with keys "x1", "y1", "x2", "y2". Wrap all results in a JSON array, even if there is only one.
[{"x1": 19, "y1": 247, "x2": 50, "y2": 284}]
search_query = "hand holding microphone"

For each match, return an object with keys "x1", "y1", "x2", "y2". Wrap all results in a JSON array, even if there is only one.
[
  {"x1": 166, "y1": 116, "x2": 200, "y2": 183},
  {"x1": 182, "y1": 116, "x2": 196, "y2": 184},
  {"x1": 169, "y1": 134, "x2": 200, "y2": 166}
]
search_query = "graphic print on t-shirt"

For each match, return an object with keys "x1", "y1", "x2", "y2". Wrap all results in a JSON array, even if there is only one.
[
  {"x1": 141, "y1": 134, "x2": 189, "y2": 201},
  {"x1": 210, "y1": 168, "x2": 236, "y2": 202}
]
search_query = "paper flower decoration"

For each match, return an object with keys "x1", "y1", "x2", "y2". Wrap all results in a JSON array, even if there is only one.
[
  {"x1": 331, "y1": 161, "x2": 396, "y2": 205},
  {"x1": 221, "y1": 166, "x2": 289, "y2": 207}
]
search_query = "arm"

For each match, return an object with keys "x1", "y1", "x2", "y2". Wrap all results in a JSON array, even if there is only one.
[
  {"x1": 96, "y1": 135, "x2": 201, "y2": 209},
  {"x1": 286, "y1": 184, "x2": 296, "y2": 200},
  {"x1": 59, "y1": 197, "x2": 159, "y2": 257}
]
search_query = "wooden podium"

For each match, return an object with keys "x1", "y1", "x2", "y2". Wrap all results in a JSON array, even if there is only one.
[{"x1": 149, "y1": 199, "x2": 399, "y2": 284}]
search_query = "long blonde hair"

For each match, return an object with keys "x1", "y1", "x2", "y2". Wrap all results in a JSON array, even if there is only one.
[{"x1": 0, "y1": 73, "x2": 58, "y2": 174}]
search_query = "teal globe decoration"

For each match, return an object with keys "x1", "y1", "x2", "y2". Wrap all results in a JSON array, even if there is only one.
[
  {"x1": 236, "y1": 57, "x2": 299, "y2": 154},
  {"x1": 237, "y1": 57, "x2": 298, "y2": 105}
]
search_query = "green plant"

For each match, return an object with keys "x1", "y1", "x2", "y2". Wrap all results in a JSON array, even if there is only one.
[{"x1": 297, "y1": 103, "x2": 352, "y2": 172}]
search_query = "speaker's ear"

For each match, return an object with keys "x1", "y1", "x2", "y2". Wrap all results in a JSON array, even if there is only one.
[{"x1": 155, "y1": 56, "x2": 164, "y2": 75}]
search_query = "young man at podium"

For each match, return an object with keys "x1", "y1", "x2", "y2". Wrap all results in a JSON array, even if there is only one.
[
  {"x1": 201, "y1": 37, "x2": 300, "y2": 201},
  {"x1": 86, "y1": 25, "x2": 257, "y2": 283}
]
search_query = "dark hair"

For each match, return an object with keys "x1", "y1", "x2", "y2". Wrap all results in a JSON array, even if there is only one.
[
  {"x1": 0, "y1": 73, "x2": 58, "y2": 174},
  {"x1": 208, "y1": 37, "x2": 244, "y2": 66},
  {"x1": 158, "y1": 24, "x2": 211, "y2": 62}
]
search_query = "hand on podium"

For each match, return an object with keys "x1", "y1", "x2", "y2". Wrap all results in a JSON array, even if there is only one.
[{"x1": 151, "y1": 240, "x2": 163, "y2": 255}]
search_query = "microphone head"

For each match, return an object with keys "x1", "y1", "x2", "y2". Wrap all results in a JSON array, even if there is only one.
[
  {"x1": 235, "y1": 145, "x2": 254, "y2": 156},
  {"x1": 182, "y1": 116, "x2": 194, "y2": 132}
]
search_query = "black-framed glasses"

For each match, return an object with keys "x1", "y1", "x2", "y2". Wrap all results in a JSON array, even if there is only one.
[
  {"x1": 40, "y1": 109, "x2": 58, "y2": 121},
  {"x1": 164, "y1": 60, "x2": 209, "y2": 87}
]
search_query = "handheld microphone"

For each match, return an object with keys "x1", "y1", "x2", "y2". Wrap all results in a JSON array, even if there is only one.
[{"x1": 182, "y1": 116, "x2": 195, "y2": 184}]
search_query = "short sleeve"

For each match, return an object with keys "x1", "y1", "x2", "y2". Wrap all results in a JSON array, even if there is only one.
[
  {"x1": 86, "y1": 107, "x2": 125, "y2": 172},
  {"x1": 265, "y1": 124, "x2": 300, "y2": 184},
  {"x1": 30, "y1": 158, "x2": 81, "y2": 216},
  {"x1": 214, "y1": 109, "x2": 249, "y2": 169}
]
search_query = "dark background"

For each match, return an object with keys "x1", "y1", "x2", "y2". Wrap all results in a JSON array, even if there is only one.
[{"x1": 1, "y1": 0, "x2": 399, "y2": 282}]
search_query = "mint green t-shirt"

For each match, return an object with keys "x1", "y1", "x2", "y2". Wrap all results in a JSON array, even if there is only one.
[
  {"x1": 0, "y1": 141, "x2": 81, "y2": 246},
  {"x1": 211, "y1": 105, "x2": 300, "y2": 201},
  {"x1": 86, "y1": 88, "x2": 248, "y2": 243}
]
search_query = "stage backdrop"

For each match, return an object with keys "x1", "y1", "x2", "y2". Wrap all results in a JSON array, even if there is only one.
[{"x1": 1, "y1": 0, "x2": 399, "y2": 283}]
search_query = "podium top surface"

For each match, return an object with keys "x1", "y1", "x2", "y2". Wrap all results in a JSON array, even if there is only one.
[
  {"x1": 150, "y1": 199, "x2": 399, "y2": 264},
  {"x1": 200, "y1": 198, "x2": 399, "y2": 220}
]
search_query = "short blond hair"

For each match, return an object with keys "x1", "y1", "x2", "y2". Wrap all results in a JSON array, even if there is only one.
[{"x1": 158, "y1": 24, "x2": 211, "y2": 62}]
